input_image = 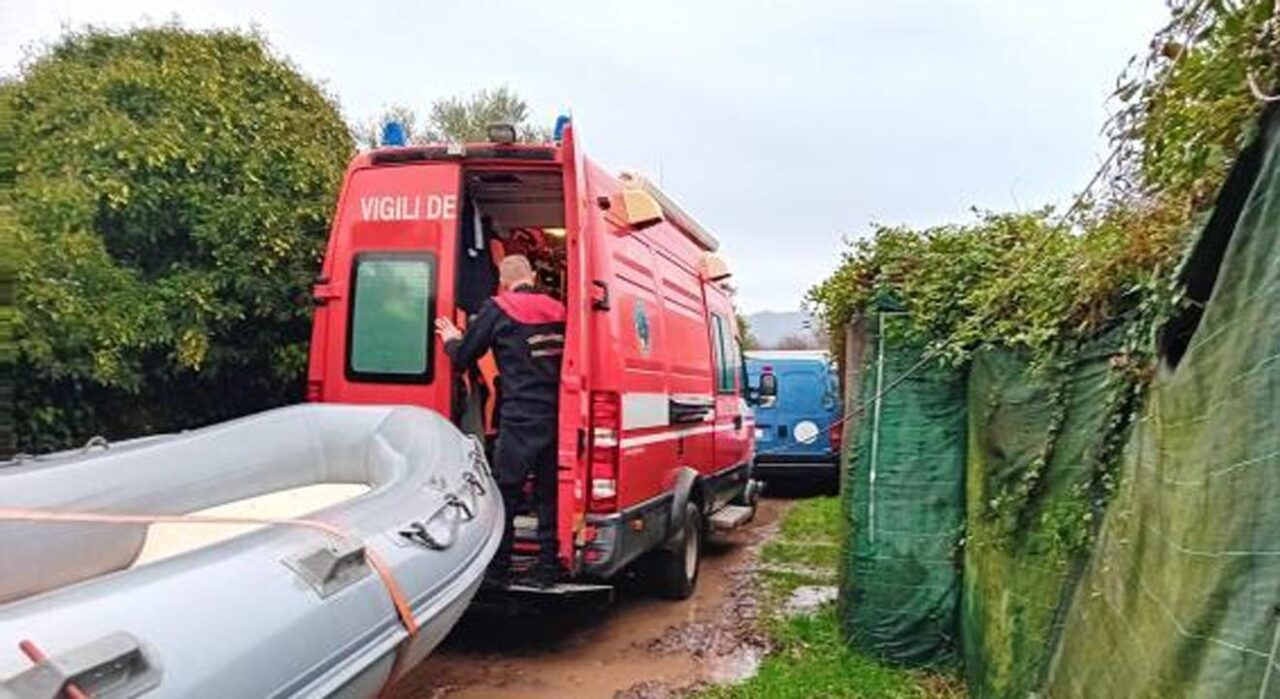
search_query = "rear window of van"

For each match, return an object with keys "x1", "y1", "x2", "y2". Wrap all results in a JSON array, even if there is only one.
[
  {"x1": 780, "y1": 371, "x2": 824, "y2": 406},
  {"x1": 347, "y1": 252, "x2": 436, "y2": 383}
]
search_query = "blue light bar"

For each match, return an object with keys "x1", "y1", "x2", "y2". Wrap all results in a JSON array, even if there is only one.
[
  {"x1": 553, "y1": 114, "x2": 571, "y2": 143},
  {"x1": 381, "y1": 121, "x2": 407, "y2": 147}
]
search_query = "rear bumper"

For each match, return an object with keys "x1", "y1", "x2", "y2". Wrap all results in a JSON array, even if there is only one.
[
  {"x1": 578, "y1": 461, "x2": 752, "y2": 580},
  {"x1": 581, "y1": 493, "x2": 672, "y2": 580},
  {"x1": 753, "y1": 452, "x2": 839, "y2": 479}
]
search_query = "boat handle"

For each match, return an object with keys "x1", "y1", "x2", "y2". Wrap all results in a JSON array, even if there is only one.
[
  {"x1": 446, "y1": 492, "x2": 476, "y2": 521},
  {"x1": 80, "y1": 435, "x2": 110, "y2": 453},
  {"x1": 398, "y1": 488, "x2": 479, "y2": 551},
  {"x1": 463, "y1": 471, "x2": 487, "y2": 496},
  {"x1": 399, "y1": 520, "x2": 455, "y2": 551},
  {"x1": 466, "y1": 435, "x2": 492, "y2": 480},
  {"x1": 1, "y1": 632, "x2": 162, "y2": 699}
]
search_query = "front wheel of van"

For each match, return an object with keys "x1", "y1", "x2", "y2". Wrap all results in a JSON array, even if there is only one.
[{"x1": 653, "y1": 502, "x2": 702, "y2": 600}]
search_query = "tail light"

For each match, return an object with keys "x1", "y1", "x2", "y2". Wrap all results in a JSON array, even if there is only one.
[
  {"x1": 829, "y1": 419, "x2": 844, "y2": 455},
  {"x1": 588, "y1": 390, "x2": 621, "y2": 513},
  {"x1": 306, "y1": 380, "x2": 324, "y2": 402}
]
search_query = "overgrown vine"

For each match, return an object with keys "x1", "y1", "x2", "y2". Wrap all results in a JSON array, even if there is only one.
[{"x1": 810, "y1": 0, "x2": 1278, "y2": 551}]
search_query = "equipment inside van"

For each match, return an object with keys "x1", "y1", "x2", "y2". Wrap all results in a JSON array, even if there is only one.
[
  {"x1": 307, "y1": 120, "x2": 759, "y2": 599},
  {"x1": 746, "y1": 351, "x2": 842, "y2": 485}
]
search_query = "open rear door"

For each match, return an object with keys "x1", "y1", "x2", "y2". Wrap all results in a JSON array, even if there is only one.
[
  {"x1": 309, "y1": 161, "x2": 463, "y2": 415},
  {"x1": 557, "y1": 125, "x2": 591, "y2": 570}
]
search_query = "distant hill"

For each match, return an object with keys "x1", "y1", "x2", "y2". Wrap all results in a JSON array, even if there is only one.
[{"x1": 746, "y1": 310, "x2": 825, "y2": 349}]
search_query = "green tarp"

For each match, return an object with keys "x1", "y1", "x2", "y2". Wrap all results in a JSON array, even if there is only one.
[
  {"x1": 840, "y1": 312, "x2": 967, "y2": 667},
  {"x1": 961, "y1": 340, "x2": 1119, "y2": 698},
  {"x1": 1044, "y1": 105, "x2": 1280, "y2": 698},
  {"x1": 839, "y1": 106, "x2": 1280, "y2": 695}
]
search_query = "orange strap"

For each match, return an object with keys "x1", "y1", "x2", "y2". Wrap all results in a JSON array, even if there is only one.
[
  {"x1": 19, "y1": 639, "x2": 91, "y2": 699},
  {"x1": 0, "y1": 508, "x2": 418, "y2": 637}
]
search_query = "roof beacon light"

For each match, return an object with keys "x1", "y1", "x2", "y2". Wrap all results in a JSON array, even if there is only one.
[
  {"x1": 380, "y1": 121, "x2": 407, "y2": 147},
  {"x1": 487, "y1": 123, "x2": 517, "y2": 145},
  {"x1": 553, "y1": 114, "x2": 571, "y2": 143}
]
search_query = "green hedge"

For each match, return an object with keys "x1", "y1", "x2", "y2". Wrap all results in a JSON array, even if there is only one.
[{"x1": 8, "y1": 27, "x2": 352, "y2": 453}]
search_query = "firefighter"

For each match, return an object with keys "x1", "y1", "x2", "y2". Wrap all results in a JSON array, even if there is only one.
[{"x1": 434, "y1": 254, "x2": 565, "y2": 587}]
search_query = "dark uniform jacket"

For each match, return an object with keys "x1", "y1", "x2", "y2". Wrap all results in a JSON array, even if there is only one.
[{"x1": 443, "y1": 285, "x2": 566, "y2": 428}]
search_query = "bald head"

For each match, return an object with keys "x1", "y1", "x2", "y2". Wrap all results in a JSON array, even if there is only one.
[{"x1": 499, "y1": 254, "x2": 536, "y2": 290}]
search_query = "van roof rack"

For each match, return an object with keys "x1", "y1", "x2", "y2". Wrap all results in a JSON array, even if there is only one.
[{"x1": 618, "y1": 172, "x2": 719, "y2": 252}]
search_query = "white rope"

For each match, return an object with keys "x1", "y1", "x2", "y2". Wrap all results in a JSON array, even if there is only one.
[
  {"x1": 866, "y1": 312, "x2": 888, "y2": 545},
  {"x1": 1260, "y1": 609, "x2": 1280, "y2": 699}
]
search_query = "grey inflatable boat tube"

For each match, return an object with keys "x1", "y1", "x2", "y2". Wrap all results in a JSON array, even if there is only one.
[{"x1": 0, "y1": 404, "x2": 503, "y2": 698}]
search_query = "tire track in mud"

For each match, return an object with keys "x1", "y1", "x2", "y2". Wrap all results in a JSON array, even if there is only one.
[{"x1": 392, "y1": 498, "x2": 790, "y2": 699}]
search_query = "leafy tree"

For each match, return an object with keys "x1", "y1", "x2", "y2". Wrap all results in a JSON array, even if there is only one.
[
  {"x1": 773, "y1": 333, "x2": 821, "y2": 351},
  {"x1": 9, "y1": 27, "x2": 353, "y2": 453},
  {"x1": 429, "y1": 86, "x2": 552, "y2": 142},
  {"x1": 809, "y1": 1, "x2": 1275, "y2": 370},
  {"x1": 0, "y1": 81, "x2": 15, "y2": 458},
  {"x1": 1108, "y1": 0, "x2": 1278, "y2": 208},
  {"x1": 360, "y1": 86, "x2": 551, "y2": 147},
  {"x1": 735, "y1": 310, "x2": 759, "y2": 350},
  {"x1": 354, "y1": 104, "x2": 431, "y2": 149}
]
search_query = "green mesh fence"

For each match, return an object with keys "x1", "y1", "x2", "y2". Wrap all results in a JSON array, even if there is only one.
[
  {"x1": 840, "y1": 311, "x2": 967, "y2": 667},
  {"x1": 961, "y1": 339, "x2": 1120, "y2": 698},
  {"x1": 1044, "y1": 105, "x2": 1280, "y2": 698},
  {"x1": 837, "y1": 106, "x2": 1280, "y2": 695}
]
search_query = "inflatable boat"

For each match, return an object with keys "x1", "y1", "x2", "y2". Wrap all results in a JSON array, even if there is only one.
[{"x1": 0, "y1": 404, "x2": 503, "y2": 698}]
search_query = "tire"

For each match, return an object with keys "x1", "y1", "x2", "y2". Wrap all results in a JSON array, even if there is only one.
[{"x1": 651, "y1": 502, "x2": 703, "y2": 600}]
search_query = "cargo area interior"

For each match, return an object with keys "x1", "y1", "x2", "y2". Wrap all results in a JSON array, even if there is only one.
[
  {"x1": 456, "y1": 168, "x2": 569, "y2": 555},
  {"x1": 453, "y1": 167, "x2": 570, "y2": 423},
  {"x1": 459, "y1": 168, "x2": 568, "y2": 301}
]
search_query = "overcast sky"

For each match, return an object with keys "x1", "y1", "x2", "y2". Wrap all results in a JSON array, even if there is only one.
[{"x1": 1, "y1": 1, "x2": 1169, "y2": 313}]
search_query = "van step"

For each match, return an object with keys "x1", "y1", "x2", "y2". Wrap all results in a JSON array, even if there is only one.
[
  {"x1": 503, "y1": 581, "x2": 614, "y2": 596},
  {"x1": 710, "y1": 505, "x2": 755, "y2": 531}
]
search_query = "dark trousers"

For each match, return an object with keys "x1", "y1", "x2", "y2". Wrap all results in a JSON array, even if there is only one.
[{"x1": 492, "y1": 421, "x2": 559, "y2": 574}]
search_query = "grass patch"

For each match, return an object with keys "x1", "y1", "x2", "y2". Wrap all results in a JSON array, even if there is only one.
[
  {"x1": 760, "y1": 539, "x2": 841, "y2": 570},
  {"x1": 697, "y1": 497, "x2": 965, "y2": 699}
]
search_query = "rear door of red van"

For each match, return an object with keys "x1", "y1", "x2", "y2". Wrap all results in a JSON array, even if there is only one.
[{"x1": 308, "y1": 162, "x2": 461, "y2": 413}]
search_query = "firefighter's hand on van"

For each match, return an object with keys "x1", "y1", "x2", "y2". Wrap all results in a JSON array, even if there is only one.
[{"x1": 434, "y1": 318, "x2": 462, "y2": 343}]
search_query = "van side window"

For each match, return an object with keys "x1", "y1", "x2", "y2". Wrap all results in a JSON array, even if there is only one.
[
  {"x1": 710, "y1": 314, "x2": 737, "y2": 394},
  {"x1": 347, "y1": 252, "x2": 436, "y2": 383}
]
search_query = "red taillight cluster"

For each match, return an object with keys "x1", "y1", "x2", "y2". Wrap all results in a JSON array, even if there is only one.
[
  {"x1": 588, "y1": 390, "x2": 621, "y2": 513},
  {"x1": 306, "y1": 380, "x2": 324, "y2": 403},
  {"x1": 829, "y1": 419, "x2": 844, "y2": 455}
]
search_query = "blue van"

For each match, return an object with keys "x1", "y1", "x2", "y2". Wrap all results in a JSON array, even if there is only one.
[{"x1": 745, "y1": 351, "x2": 842, "y2": 482}]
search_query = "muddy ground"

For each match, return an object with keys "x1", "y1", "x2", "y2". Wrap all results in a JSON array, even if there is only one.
[{"x1": 392, "y1": 497, "x2": 791, "y2": 699}]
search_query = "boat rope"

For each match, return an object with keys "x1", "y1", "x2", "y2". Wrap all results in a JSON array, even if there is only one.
[{"x1": 0, "y1": 507, "x2": 420, "y2": 637}]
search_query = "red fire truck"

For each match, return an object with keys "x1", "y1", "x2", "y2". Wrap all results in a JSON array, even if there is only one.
[{"x1": 306, "y1": 120, "x2": 758, "y2": 598}]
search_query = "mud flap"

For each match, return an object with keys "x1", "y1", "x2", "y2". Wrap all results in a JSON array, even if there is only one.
[{"x1": 669, "y1": 467, "x2": 700, "y2": 540}]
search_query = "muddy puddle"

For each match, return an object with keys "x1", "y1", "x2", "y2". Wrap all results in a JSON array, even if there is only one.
[
  {"x1": 392, "y1": 498, "x2": 788, "y2": 699},
  {"x1": 784, "y1": 585, "x2": 838, "y2": 615}
]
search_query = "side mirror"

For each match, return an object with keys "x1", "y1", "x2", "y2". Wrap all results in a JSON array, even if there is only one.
[{"x1": 758, "y1": 373, "x2": 778, "y2": 407}]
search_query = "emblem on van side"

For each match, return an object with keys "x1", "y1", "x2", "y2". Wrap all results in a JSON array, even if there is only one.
[{"x1": 633, "y1": 300, "x2": 652, "y2": 355}]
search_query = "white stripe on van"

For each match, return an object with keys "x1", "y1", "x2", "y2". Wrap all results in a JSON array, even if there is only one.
[
  {"x1": 621, "y1": 393, "x2": 669, "y2": 430},
  {"x1": 620, "y1": 392, "x2": 717, "y2": 430},
  {"x1": 617, "y1": 421, "x2": 742, "y2": 449}
]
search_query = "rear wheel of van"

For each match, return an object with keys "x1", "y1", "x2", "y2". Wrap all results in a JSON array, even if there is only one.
[{"x1": 653, "y1": 502, "x2": 703, "y2": 600}]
